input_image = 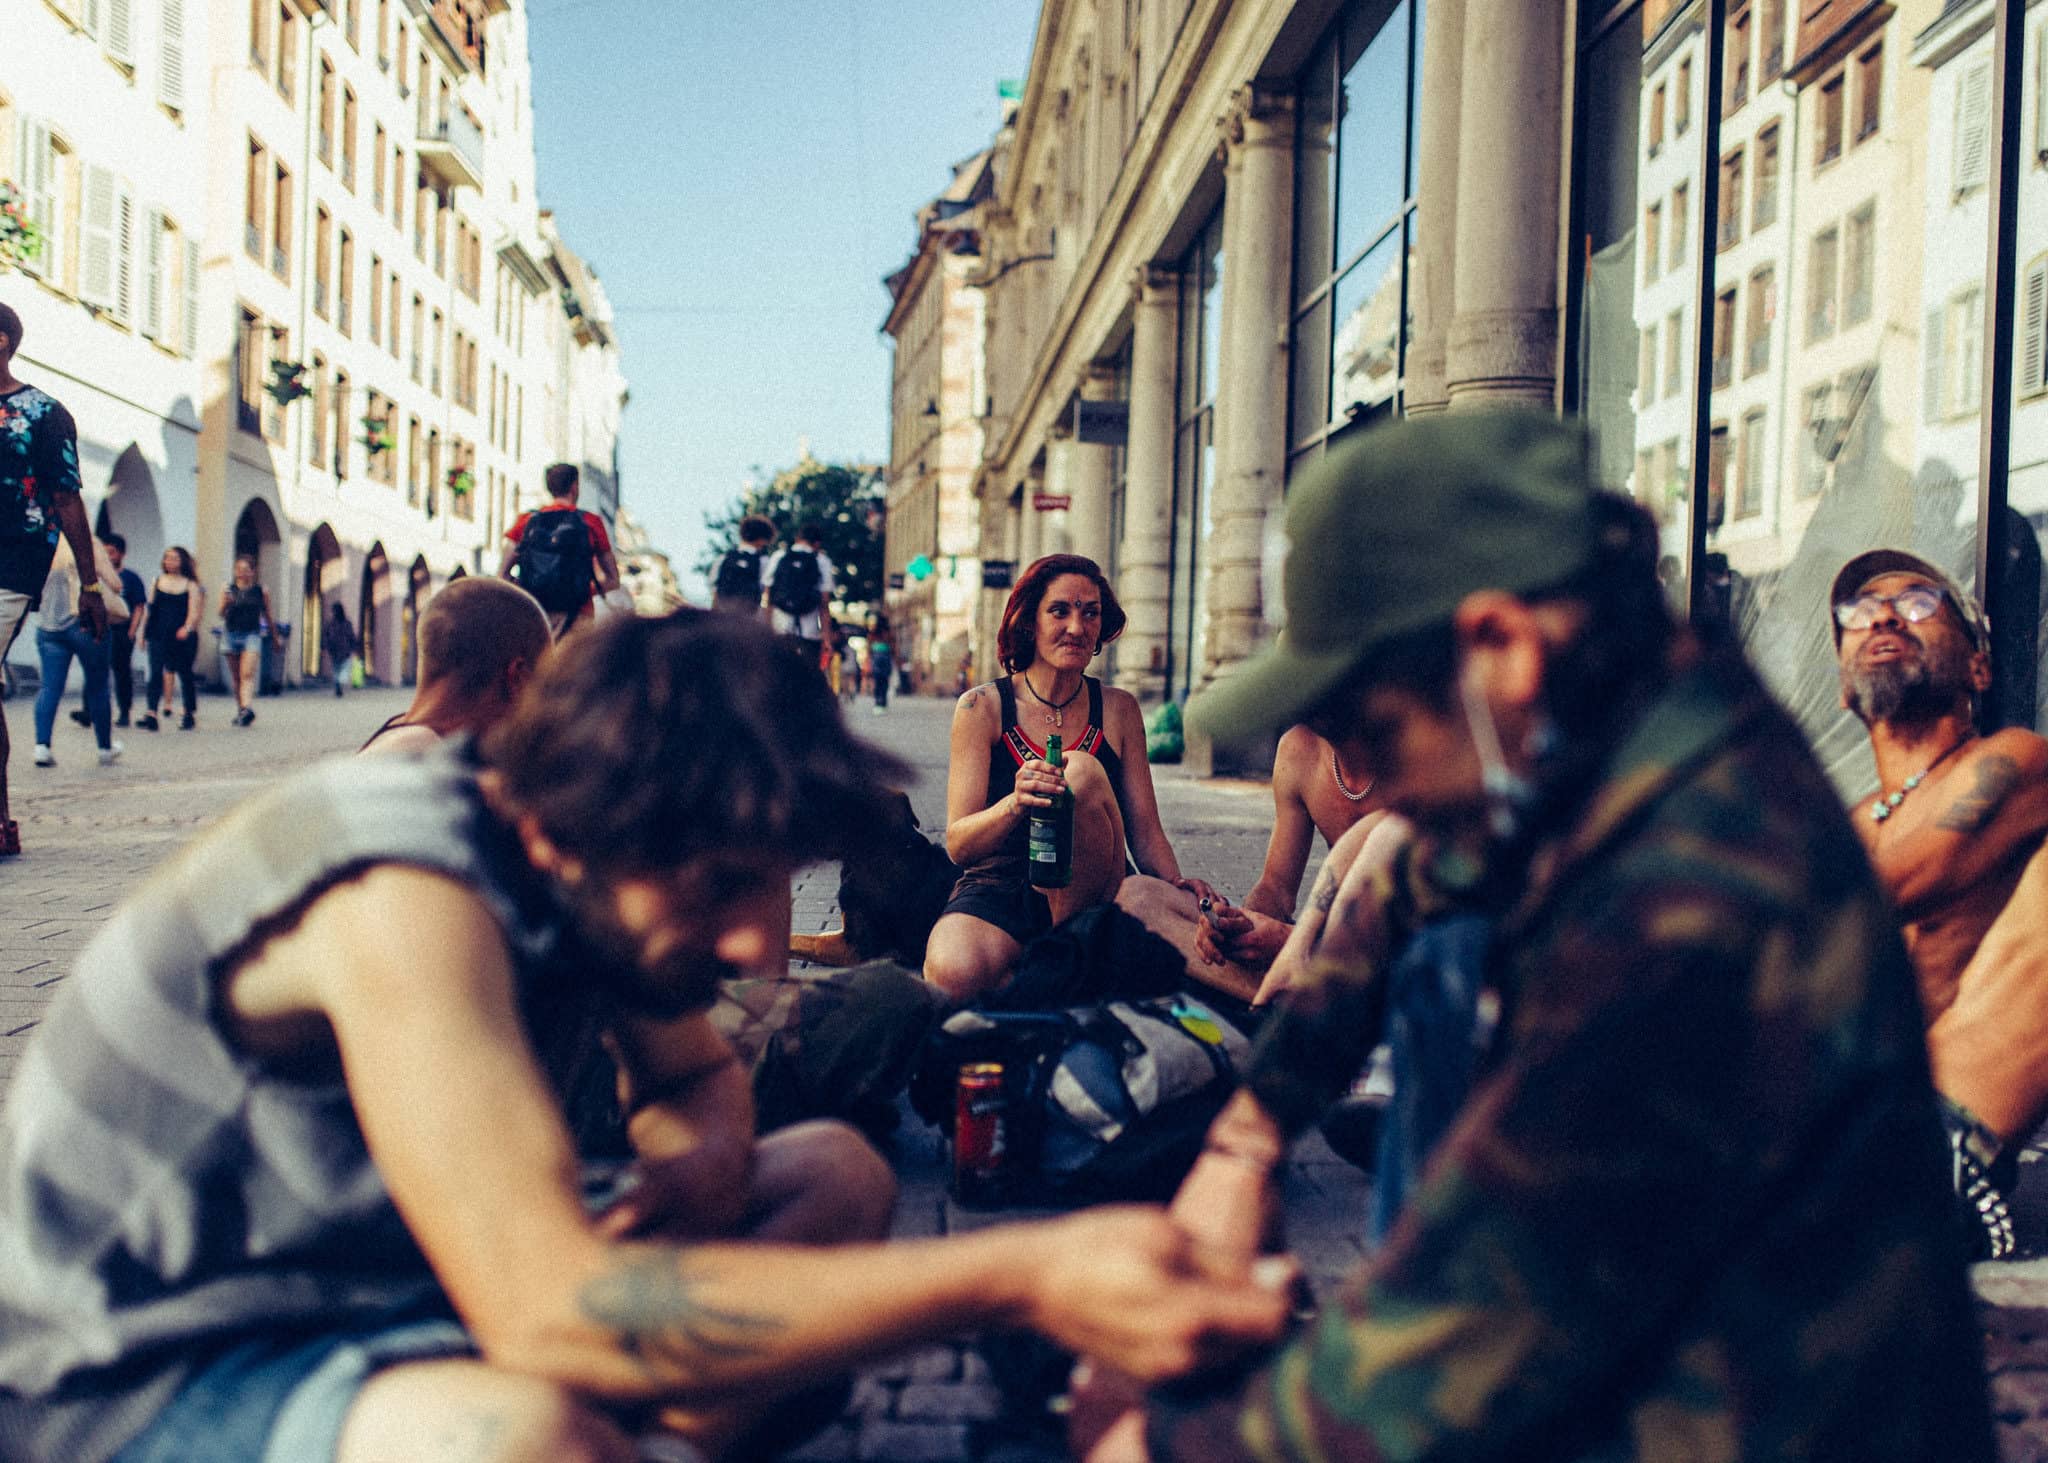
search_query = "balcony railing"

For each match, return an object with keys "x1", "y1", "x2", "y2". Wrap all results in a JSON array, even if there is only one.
[
  {"x1": 271, "y1": 246, "x2": 289, "y2": 279},
  {"x1": 245, "y1": 223, "x2": 262, "y2": 258},
  {"x1": 1746, "y1": 337, "x2": 1771, "y2": 376},
  {"x1": 1711, "y1": 354, "x2": 1734, "y2": 389},
  {"x1": 1717, "y1": 213, "x2": 1741, "y2": 251},
  {"x1": 338, "y1": 298, "x2": 351, "y2": 334},
  {"x1": 416, "y1": 109, "x2": 484, "y2": 191},
  {"x1": 314, "y1": 281, "x2": 328, "y2": 316}
]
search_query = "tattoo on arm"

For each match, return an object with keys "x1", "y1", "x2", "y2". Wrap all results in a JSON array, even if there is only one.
[
  {"x1": 579, "y1": 1247, "x2": 783, "y2": 1385},
  {"x1": 960, "y1": 688, "x2": 982, "y2": 712},
  {"x1": 1936, "y1": 755, "x2": 2022, "y2": 833},
  {"x1": 1310, "y1": 869, "x2": 1338, "y2": 914}
]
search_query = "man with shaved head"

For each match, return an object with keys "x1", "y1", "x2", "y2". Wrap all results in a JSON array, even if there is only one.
[
  {"x1": 0, "y1": 299, "x2": 108, "y2": 856},
  {"x1": 360, "y1": 575, "x2": 553, "y2": 755}
]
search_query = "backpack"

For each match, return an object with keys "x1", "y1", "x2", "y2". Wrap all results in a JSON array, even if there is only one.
[
  {"x1": 910, "y1": 991, "x2": 1252, "y2": 1207},
  {"x1": 713, "y1": 547, "x2": 763, "y2": 602},
  {"x1": 510, "y1": 507, "x2": 595, "y2": 613},
  {"x1": 768, "y1": 547, "x2": 824, "y2": 618}
]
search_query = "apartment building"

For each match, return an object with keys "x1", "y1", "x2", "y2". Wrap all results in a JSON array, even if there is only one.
[
  {"x1": 0, "y1": 0, "x2": 210, "y2": 603},
  {"x1": 881, "y1": 146, "x2": 992, "y2": 692}
]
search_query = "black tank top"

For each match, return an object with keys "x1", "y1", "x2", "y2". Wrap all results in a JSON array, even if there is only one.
[
  {"x1": 970, "y1": 676, "x2": 1130, "y2": 879},
  {"x1": 224, "y1": 583, "x2": 265, "y2": 634},
  {"x1": 145, "y1": 588, "x2": 189, "y2": 644}
]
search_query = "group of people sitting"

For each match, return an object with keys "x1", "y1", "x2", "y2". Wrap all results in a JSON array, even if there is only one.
[{"x1": 0, "y1": 412, "x2": 2031, "y2": 1461}]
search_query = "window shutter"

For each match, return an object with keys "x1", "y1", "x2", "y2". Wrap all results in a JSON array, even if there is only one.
[
  {"x1": 18, "y1": 120, "x2": 55, "y2": 277},
  {"x1": 1924, "y1": 307, "x2": 1946, "y2": 421},
  {"x1": 2022, "y1": 257, "x2": 2048, "y2": 395},
  {"x1": 180, "y1": 236, "x2": 200, "y2": 357},
  {"x1": 81, "y1": 164, "x2": 118, "y2": 308},
  {"x1": 2038, "y1": 25, "x2": 2048, "y2": 158},
  {"x1": 112, "y1": 183, "x2": 136, "y2": 326},
  {"x1": 81, "y1": 0, "x2": 105, "y2": 42},
  {"x1": 1955, "y1": 61, "x2": 1991, "y2": 193},
  {"x1": 105, "y1": 0, "x2": 134, "y2": 64},
  {"x1": 159, "y1": 0, "x2": 187, "y2": 111},
  {"x1": 141, "y1": 210, "x2": 165, "y2": 340}
]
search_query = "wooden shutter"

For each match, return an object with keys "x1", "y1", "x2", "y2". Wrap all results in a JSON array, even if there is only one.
[
  {"x1": 181, "y1": 236, "x2": 200, "y2": 357},
  {"x1": 2021, "y1": 257, "x2": 2048, "y2": 396},
  {"x1": 16, "y1": 119, "x2": 54, "y2": 278},
  {"x1": 81, "y1": 0, "x2": 105, "y2": 42},
  {"x1": 159, "y1": 0, "x2": 188, "y2": 111},
  {"x1": 1955, "y1": 61, "x2": 1991, "y2": 193},
  {"x1": 1924, "y1": 307, "x2": 1945, "y2": 421},
  {"x1": 105, "y1": 0, "x2": 134, "y2": 65},
  {"x1": 112, "y1": 183, "x2": 136, "y2": 326},
  {"x1": 141, "y1": 210, "x2": 166, "y2": 340},
  {"x1": 81, "y1": 164, "x2": 118, "y2": 309}
]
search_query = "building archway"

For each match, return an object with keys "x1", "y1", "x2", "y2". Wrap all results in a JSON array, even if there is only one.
[
  {"x1": 361, "y1": 542, "x2": 391, "y2": 685},
  {"x1": 400, "y1": 556, "x2": 432, "y2": 686},
  {"x1": 301, "y1": 523, "x2": 344, "y2": 679},
  {"x1": 231, "y1": 499, "x2": 285, "y2": 690},
  {"x1": 93, "y1": 445, "x2": 164, "y2": 586}
]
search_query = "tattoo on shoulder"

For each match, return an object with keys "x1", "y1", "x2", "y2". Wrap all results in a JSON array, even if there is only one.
[
  {"x1": 1937, "y1": 754, "x2": 2023, "y2": 833},
  {"x1": 960, "y1": 688, "x2": 983, "y2": 712},
  {"x1": 579, "y1": 1247, "x2": 783, "y2": 1384}
]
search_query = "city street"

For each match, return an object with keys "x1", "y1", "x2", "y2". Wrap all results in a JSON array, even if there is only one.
[{"x1": 5, "y1": 682, "x2": 2048, "y2": 1458}]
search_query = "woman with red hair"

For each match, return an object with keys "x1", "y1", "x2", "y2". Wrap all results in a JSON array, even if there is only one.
[{"x1": 924, "y1": 554, "x2": 1244, "y2": 1004}]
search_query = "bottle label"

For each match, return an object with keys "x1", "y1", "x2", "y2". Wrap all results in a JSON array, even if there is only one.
[{"x1": 1029, "y1": 819, "x2": 1058, "y2": 863}]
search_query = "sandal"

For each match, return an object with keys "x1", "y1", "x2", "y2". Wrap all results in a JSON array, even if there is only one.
[{"x1": 0, "y1": 821, "x2": 20, "y2": 857}]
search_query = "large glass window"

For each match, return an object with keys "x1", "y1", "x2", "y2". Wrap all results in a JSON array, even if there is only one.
[
  {"x1": 1289, "y1": 0, "x2": 1424, "y2": 475},
  {"x1": 1169, "y1": 211, "x2": 1222, "y2": 701}
]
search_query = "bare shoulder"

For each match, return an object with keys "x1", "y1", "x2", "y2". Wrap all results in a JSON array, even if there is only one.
[
  {"x1": 304, "y1": 866, "x2": 511, "y2": 997},
  {"x1": 954, "y1": 681, "x2": 1002, "y2": 728},
  {"x1": 1975, "y1": 728, "x2": 2048, "y2": 777},
  {"x1": 1273, "y1": 726, "x2": 1322, "y2": 788}
]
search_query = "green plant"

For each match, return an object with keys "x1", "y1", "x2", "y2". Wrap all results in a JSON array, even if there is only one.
[
  {"x1": 0, "y1": 181, "x2": 45, "y2": 269},
  {"x1": 446, "y1": 466, "x2": 474, "y2": 497},
  {"x1": 265, "y1": 360, "x2": 312, "y2": 405},
  {"x1": 359, "y1": 414, "x2": 396, "y2": 454}
]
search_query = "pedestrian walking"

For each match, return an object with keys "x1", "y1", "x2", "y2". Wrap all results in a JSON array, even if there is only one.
[
  {"x1": 711, "y1": 514, "x2": 774, "y2": 617},
  {"x1": 763, "y1": 519, "x2": 835, "y2": 673},
  {"x1": 325, "y1": 601, "x2": 360, "y2": 698},
  {"x1": 499, "y1": 462, "x2": 621, "y2": 639},
  {"x1": 0, "y1": 299, "x2": 108, "y2": 856},
  {"x1": 218, "y1": 555, "x2": 281, "y2": 728},
  {"x1": 70, "y1": 533, "x2": 146, "y2": 730},
  {"x1": 136, "y1": 547, "x2": 202, "y2": 732},
  {"x1": 30, "y1": 536, "x2": 124, "y2": 768},
  {"x1": 867, "y1": 621, "x2": 893, "y2": 715}
]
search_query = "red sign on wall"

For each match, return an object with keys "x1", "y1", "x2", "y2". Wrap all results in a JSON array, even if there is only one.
[{"x1": 1032, "y1": 494, "x2": 1072, "y2": 512}]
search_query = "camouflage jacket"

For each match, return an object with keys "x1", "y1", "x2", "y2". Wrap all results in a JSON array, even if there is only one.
[{"x1": 1150, "y1": 647, "x2": 1994, "y2": 1462}]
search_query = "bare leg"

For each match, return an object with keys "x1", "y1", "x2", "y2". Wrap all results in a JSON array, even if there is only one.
[
  {"x1": 237, "y1": 645, "x2": 260, "y2": 712},
  {"x1": 923, "y1": 911, "x2": 1023, "y2": 1004},
  {"x1": 1045, "y1": 754, "x2": 1127, "y2": 925},
  {"x1": 1115, "y1": 877, "x2": 1263, "y2": 1005}
]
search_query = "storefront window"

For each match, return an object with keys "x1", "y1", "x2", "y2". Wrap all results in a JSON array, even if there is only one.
[
  {"x1": 1169, "y1": 211, "x2": 1222, "y2": 701},
  {"x1": 1289, "y1": 0, "x2": 1423, "y2": 476}
]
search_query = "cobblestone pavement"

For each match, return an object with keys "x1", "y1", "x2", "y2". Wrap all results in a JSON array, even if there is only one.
[{"x1": 3, "y1": 683, "x2": 2045, "y2": 1458}]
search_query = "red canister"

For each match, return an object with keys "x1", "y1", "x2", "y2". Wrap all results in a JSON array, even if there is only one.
[{"x1": 952, "y1": 1061, "x2": 1009, "y2": 1204}]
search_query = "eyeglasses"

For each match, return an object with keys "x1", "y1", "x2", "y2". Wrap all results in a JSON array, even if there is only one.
[{"x1": 1833, "y1": 584, "x2": 1948, "y2": 633}]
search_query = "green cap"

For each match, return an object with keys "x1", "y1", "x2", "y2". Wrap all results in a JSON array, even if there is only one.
[{"x1": 1189, "y1": 413, "x2": 1601, "y2": 745}]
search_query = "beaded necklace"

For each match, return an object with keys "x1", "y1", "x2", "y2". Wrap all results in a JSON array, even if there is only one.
[{"x1": 1870, "y1": 737, "x2": 1972, "y2": 823}]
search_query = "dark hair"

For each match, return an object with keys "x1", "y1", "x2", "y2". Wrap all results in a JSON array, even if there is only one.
[
  {"x1": 165, "y1": 546, "x2": 197, "y2": 581},
  {"x1": 997, "y1": 554, "x2": 1127, "y2": 674},
  {"x1": 0, "y1": 302, "x2": 20, "y2": 355},
  {"x1": 796, "y1": 520, "x2": 825, "y2": 544},
  {"x1": 1304, "y1": 491, "x2": 1672, "y2": 739},
  {"x1": 545, "y1": 463, "x2": 580, "y2": 499},
  {"x1": 102, "y1": 533, "x2": 126, "y2": 554},
  {"x1": 421, "y1": 577, "x2": 550, "y2": 697},
  {"x1": 739, "y1": 514, "x2": 776, "y2": 545},
  {"x1": 485, "y1": 610, "x2": 913, "y2": 875}
]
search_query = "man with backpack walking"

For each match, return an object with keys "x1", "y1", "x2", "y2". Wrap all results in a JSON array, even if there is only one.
[
  {"x1": 499, "y1": 463, "x2": 620, "y2": 639},
  {"x1": 763, "y1": 519, "x2": 835, "y2": 673},
  {"x1": 712, "y1": 515, "x2": 776, "y2": 618}
]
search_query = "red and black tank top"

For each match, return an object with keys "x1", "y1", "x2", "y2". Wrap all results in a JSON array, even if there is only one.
[{"x1": 969, "y1": 675, "x2": 1130, "y2": 878}]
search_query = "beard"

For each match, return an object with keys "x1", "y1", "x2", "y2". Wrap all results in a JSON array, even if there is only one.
[{"x1": 1842, "y1": 632, "x2": 1974, "y2": 726}]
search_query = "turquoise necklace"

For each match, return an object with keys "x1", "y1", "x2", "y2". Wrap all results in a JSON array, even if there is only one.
[{"x1": 1871, "y1": 738, "x2": 1971, "y2": 823}]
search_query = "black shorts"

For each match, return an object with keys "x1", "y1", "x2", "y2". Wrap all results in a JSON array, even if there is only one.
[{"x1": 940, "y1": 872, "x2": 1054, "y2": 945}]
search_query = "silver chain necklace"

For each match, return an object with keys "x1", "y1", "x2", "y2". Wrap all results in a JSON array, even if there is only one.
[{"x1": 1330, "y1": 746, "x2": 1375, "y2": 804}]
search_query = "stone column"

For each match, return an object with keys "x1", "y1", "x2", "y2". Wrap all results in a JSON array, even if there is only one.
[
  {"x1": 1202, "y1": 85, "x2": 1294, "y2": 685},
  {"x1": 1117, "y1": 265, "x2": 1178, "y2": 702},
  {"x1": 1404, "y1": 0, "x2": 1466, "y2": 416},
  {"x1": 1446, "y1": 0, "x2": 1565, "y2": 411},
  {"x1": 1064, "y1": 366, "x2": 1118, "y2": 568},
  {"x1": 1016, "y1": 480, "x2": 1043, "y2": 568}
]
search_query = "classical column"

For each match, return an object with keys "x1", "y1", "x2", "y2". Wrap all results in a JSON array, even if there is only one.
[
  {"x1": 1202, "y1": 85, "x2": 1295, "y2": 686},
  {"x1": 1404, "y1": 0, "x2": 1466, "y2": 416},
  {"x1": 1117, "y1": 265, "x2": 1178, "y2": 703},
  {"x1": 1064, "y1": 366, "x2": 1118, "y2": 568},
  {"x1": 1016, "y1": 479, "x2": 1044, "y2": 568},
  {"x1": 1446, "y1": 0, "x2": 1566, "y2": 410}
]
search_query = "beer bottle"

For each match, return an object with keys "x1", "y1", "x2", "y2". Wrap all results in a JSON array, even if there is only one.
[{"x1": 1027, "y1": 733, "x2": 1074, "y2": 888}]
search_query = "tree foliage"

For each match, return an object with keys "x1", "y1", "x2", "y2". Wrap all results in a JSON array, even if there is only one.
[{"x1": 700, "y1": 458, "x2": 887, "y2": 608}]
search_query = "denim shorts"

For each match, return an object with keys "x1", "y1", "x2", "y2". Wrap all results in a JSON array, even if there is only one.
[
  {"x1": 224, "y1": 630, "x2": 264, "y2": 657},
  {"x1": 108, "y1": 1308, "x2": 474, "y2": 1463}
]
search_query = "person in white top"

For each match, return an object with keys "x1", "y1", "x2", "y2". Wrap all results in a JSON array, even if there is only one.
[{"x1": 761, "y1": 520, "x2": 836, "y2": 672}]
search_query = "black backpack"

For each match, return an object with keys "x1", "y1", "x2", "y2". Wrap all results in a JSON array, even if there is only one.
[
  {"x1": 510, "y1": 508, "x2": 595, "y2": 613},
  {"x1": 713, "y1": 547, "x2": 763, "y2": 602},
  {"x1": 768, "y1": 547, "x2": 824, "y2": 618}
]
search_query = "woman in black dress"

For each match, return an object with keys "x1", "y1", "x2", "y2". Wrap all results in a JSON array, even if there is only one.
[{"x1": 136, "y1": 547, "x2": 201, "y2": 731}]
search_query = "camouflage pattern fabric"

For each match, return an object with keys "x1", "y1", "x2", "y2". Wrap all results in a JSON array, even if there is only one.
[{"x1": 1151, "y1": 648, "x2": 1995, "y2": 1461}]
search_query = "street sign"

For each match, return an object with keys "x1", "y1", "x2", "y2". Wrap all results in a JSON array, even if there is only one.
[
  {"x1": 907, "y1": 554, "x2": 935, "y2": 581},
  {"x1": 1032, "y1": 494, "x2": 1071, "y2": 512},
  {"x1": 1071, "y1": 398, "x2": 1129, "y2": 445},
  {"x1": 888, "y1": 573, "x2": 906, "y2": 590},
  {"x1": 982, "y1": 560, "x2": 1016, "y2": 590}
]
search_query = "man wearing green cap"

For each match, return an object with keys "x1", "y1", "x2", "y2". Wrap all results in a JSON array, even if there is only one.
[{"x1": 1088, "y1": 413, "x2": 1992, "y2": 1461}]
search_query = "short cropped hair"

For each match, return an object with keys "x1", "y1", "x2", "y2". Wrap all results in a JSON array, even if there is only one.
[
  {"x1": 102, "y1": 533, "x2": 126, "y2": 554},
  {"x1": 484, "y1": 611, "x2": 912, "y2": 875},
  {"x1": 545, "y1": 463, "x2": 579, "y2": 500},
  {"x1": 796, "y1": 520, "x2": 825, "y2": 544},
  {"x1": 739, "y1": 515, "x2": 776, "y2": 546},
  {"x1": 0, "y1": 302, "x2": 21, "y2": 355},
  {"x1": 997, "y1": 554, "x2": 1127, "y2": 674},
  {"x1": 419, "y1": 577, "x2": 550, "y2": 699}
]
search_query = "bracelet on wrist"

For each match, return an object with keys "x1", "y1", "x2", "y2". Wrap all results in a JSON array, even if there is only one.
[{"x1": 78, "y1": 581, "x2": 104, "y2": 596}]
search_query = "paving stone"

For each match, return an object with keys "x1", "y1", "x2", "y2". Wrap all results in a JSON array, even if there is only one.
[
  {"x1": 895, "y1": 1382, "x2": 1005, "y2": 1423},
  {"x1": 855, "y1": 1419, "x2": 969, "y2": 1462},
  {"x1": 776, "y1": 1422, "x2": 858, "y2": 1462}
]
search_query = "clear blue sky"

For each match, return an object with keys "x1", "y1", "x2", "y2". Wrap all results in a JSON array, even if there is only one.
[{"x1": 525, "y1": 1, "x2": 1041, "y2": 585}]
